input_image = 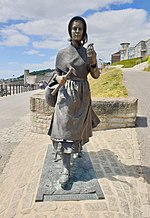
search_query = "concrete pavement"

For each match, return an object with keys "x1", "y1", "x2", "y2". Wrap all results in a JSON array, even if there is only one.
[{"x1": 0, "y1": 127, "x2": 150, "y2": 218}]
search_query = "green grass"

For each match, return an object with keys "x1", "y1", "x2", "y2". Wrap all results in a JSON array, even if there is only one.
[
  {"x1": 88, "y1": 67, "x2": 128, "y2": 98},
  {"x1": 111, "y1": 56, "x2": 148, "y2": 68},
  {"x1": 144, "y1": 56, "x2": 150, "y2": 71},
  {"x1": 144, "y1": 65, "x2": 150, "y2": 71}
]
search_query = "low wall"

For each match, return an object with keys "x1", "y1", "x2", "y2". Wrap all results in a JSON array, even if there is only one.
[{"x1": 30, "y1": 91, "x2": 138, "y2": 134}]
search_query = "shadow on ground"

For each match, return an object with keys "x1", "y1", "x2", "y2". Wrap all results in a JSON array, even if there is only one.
[
  {"x1": 136, "y1": 116, "x2": 148, "y2": 128},
  {"x1": 88, "y1": 148, "x2": 150, "y2": 186}
]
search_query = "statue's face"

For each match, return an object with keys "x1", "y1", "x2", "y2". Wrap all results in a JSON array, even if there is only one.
[{"x1": 71, "y1": 20, "x2": 84, "y2": 42}]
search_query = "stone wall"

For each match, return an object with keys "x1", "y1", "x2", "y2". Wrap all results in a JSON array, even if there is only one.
[{"x1": 30, "y1": 91, "x2": 138, "y2": 134}]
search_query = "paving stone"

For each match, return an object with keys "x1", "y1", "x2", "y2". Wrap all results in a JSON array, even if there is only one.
[
  {"x1": 12, "y1": 188, "x2": 24, "y2": 203},
  {"x1": 16, "y1": 214, "x2": 35, "y2": 218},
  {"x1": 85, "y1": 211, "x2": 102, "y2": 218},
  {"x1": 65, "y1": 213, "x2": 86, "y2": 218},
  {"x1": 113, "y1": 167, "x2": 123, "y2": 175},
  {"x1": 0, "y1": 201, "x2": 10, "y2": 215},
  {"x1": 21, "y1": 208, "x2": 32, "y2": 215},
  {"x1": 95, "y1": 170, "x2": 105, "y2": 178},
  {"x1": 118, "y1": 199, "x2": 130, "y2": 216},
  {"x1": 17, "y1": 168, "x2": 31, "y2": 188},
  {"x1": 115, "y1": 189, "x2": 127, "y2": 200},
  {"x1": 141, "y1": 205, "x2": 150, "y2": 218},
  {"x1": 21, "y1": 192, "x2": 34, "y2": 209},
  {"x1": 112, "y1": 181, "x2": 123, "y2": 190},
  {"x1": 132, "y1": 208, "x2": 143, "y2": 218},
  {"x1": 103, "y1": 166, "x2": 113, "y2": 174},
  {"x1": 26, "y1": 176, "x2": 39, "y2": 193},
  {"x1": 93, "y1": 163, "x2": 101, "y2": 170},
  {"x1": 100, "y1": 182, "x2": 114, "y2": 196},
  {"x1": 121, "y1": 183, "x2": 130, "y2": 194},
  {"x1": 0, "y1": 212, "x2": 6, "y2": 218},
  {"x1": 61, "y1": 203, "x2": 82, "y2": 213},
  {"x1": 107, "y1": 196, "x2": 119, "y2": 212},
  {"x1": 84, "y1": 201, "x2": 108, "y2": 211},
  {"x1": 103, "y1": 212, "x2": 115, "y2": 218},
  {"x1": 46, "y1": 214, "x2": 68, "y2": 218},
  {"x1": 139, "y1": 192, "x2": 149, "y2": 205},
  {"x1": 138, "y1": 181, "x2": 148, "y2": 193},
  {"x1": 116, "y1": 213, "x2": 128, "y2": 218},
  {"x1": 33, "y1": 202, "x2": 57, "y2": 212},
  {"x1": 5, "y1": 200, "x2": 19, "y2": 218},
  {"x1": 133, "y1": 196, "x2": 141, "y2": 208},
  {"x1": 35, "y1": 214, "x2": 48, "y2": 218}
]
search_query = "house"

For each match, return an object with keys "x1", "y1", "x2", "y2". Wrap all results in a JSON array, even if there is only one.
[
  {"x1": 120, "y1": 43, "x2": 130, "y2": 60},
  {"x1": 111, "y1": 51, "x2": 120, "y2": 63},
  {"x1": 111, "y1": 38, "x2": 150, "y2": 63},
  {"x1": 134, "y1": 40, "x2": 147, "y2": 58},
  {"x1": 146, "y1": 39, "x2": 150, "y2": 56}
]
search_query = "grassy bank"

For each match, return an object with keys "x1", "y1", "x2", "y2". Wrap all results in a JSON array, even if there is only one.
[
  {"x1": 111, "y1": 56, "x2": 148, "y2": 68},
  {"x1": 144, "y1": 65, "x2": 150, "y2": 71},
  {"x1": 144, "y1": 56, "x2": 150, "y2": 71},
  {"x1": 88, "y1": 67, "x2": 128, "y2": 98}
]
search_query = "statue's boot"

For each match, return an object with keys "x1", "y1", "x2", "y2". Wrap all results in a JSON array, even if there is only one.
[{"x1": 59, "y1": 153, "x2": 71, "y2": 185}]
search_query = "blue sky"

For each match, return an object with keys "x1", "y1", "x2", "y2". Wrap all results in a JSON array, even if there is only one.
[{"x1": 0, "y1": 0, "x2": 150, "y2": 79}]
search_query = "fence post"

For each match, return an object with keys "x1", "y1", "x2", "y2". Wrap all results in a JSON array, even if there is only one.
[
  {"x1": 21, "y1": 85, "x2": 23, "y2": 93},
  {"x1": 5, "y1": 84, "x2": 7, "y2": 96},
  {"x1": 16, "y1": 85, "x2": 18, "y2": 94},
  {"x1": 0, "y1": 84, "x2": 3, "y2": 96},
  {"x1": 13, "y1": 84, "x2": 15, "y2": 95},
  {"x1": 9, "y1": 84, "x2": 11, "y2": 95}
]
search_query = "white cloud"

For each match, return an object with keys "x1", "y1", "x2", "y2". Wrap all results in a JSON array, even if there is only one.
[
  {"x1": 0, "y1": 0, "x2": 133, "y2": 22},
  {"x1": 32, "y1": 39, "x2": 68, "y2": 50},
  {"x1": 86, "y1": 8, "x2": 150, "y2": 61},
  {"x1": 1, "y1": 0, "x2": 150, "y2": 78},
  {"x1": 23, "y1": 58, "x2": 55, "y2": 71},
  {"x1": 24, "y1": 49, "x2": 46, "y2": 57},
  {"x1": 16, "y1": 19, "x2": 67, "y2": 37},
  {"x1": 24, "y1": 49, "x2": 39, "y2": 55},
  {"x1": 0, "y1": 28, "x2": 29, "y2": 46}
]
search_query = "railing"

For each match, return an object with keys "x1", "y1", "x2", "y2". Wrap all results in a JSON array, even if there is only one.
[{"x1": 0, "y1": 84, "x2": 39, "y2": 97}]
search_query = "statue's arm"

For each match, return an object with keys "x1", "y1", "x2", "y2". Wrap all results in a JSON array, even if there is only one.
[{"x1": 87, "y1": 43, "x2": 100, "y2": 79}]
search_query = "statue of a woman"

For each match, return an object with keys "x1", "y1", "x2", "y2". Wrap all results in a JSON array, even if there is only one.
[{"x1": 48, "y1": 16, "x2": 100, "y2": 186}]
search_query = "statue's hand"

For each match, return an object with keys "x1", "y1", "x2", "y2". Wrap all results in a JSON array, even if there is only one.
[
  {"x1": 87, "y1": 43, "x2": 97, "y2": 66},
  {"x1": 56, "y1": 75, "x2": 66, "y2": 85}
]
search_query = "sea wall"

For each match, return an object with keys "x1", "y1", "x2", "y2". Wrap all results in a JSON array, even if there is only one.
[{"x1": 30, "y1": 91, "x2": 138, "y2": 134}]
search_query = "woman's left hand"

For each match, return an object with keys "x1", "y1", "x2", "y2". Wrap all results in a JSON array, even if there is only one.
[{"x1": 87, "y1": 43, "x2": 97, "y2": 66}]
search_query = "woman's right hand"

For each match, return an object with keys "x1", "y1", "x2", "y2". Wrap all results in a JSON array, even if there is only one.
[{"x1": 56, "y1": 75, "x2": 67, "y2": 85}]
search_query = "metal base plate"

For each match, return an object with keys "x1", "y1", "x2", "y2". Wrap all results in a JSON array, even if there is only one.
[{"x1": 35, "y1": 144, "x2": 104, "y2": 201}]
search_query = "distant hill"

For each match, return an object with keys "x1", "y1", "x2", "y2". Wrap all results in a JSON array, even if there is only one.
[
  {"x1": 17, "y1": 68, "x2": 55, "y2": 79},
  {"x1": 30, "y1": 68, "x2": 54, "y2": 75}
]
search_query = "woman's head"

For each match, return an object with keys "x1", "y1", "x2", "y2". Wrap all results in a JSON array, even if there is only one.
[{"x1": 68, "y1": 16, "x2": 88, "y2": 45}]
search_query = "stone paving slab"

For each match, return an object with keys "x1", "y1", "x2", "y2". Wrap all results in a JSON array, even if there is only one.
[{"x1": 0, "y1": 128, "x2": 150, "y2": 217}]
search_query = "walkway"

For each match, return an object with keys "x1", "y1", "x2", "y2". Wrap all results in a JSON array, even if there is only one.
[
  {"x1": 0, "y1": 127, "x2": 150, "y2": 217},
  {"x1": 0, "y1": 67, "x2": 150, "y2": 217}
]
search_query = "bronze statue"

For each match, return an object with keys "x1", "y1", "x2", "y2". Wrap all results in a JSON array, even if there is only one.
[{"x1": 48, "y1": 16, "x2": 100, "y2": 186}]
